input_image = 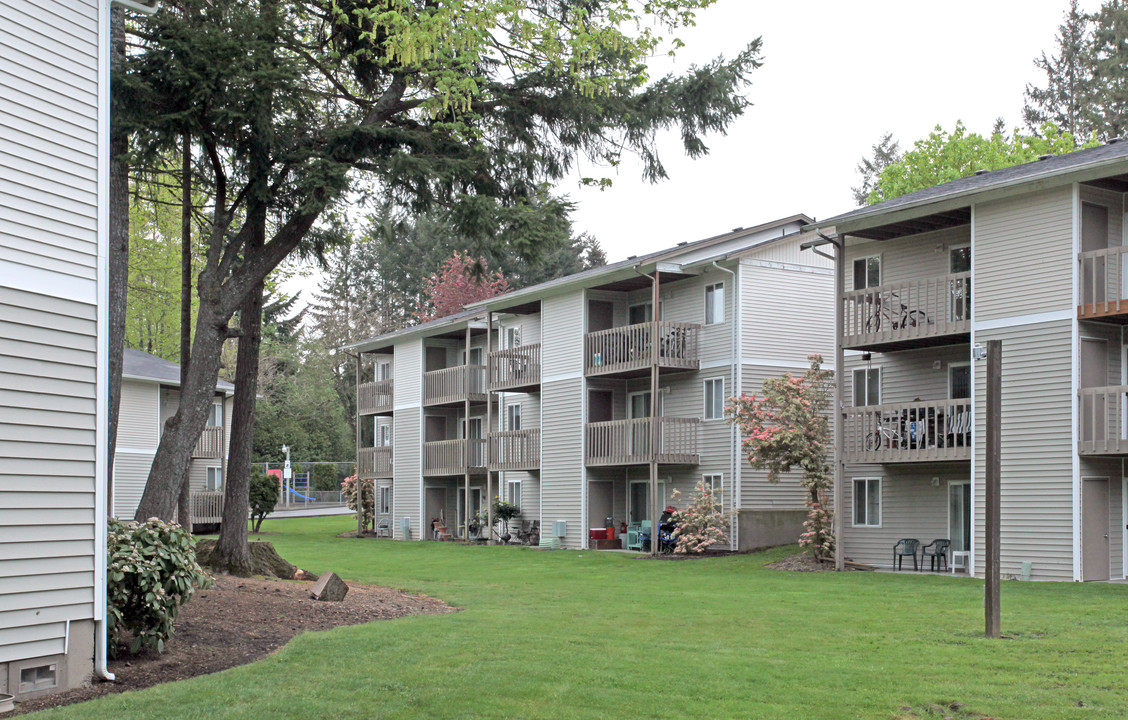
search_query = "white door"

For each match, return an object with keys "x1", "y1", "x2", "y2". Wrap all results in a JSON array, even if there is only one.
[{"x1": 948, "y1": 482, "x2": 970, "y2": 571}]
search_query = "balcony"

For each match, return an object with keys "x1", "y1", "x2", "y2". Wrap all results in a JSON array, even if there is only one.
[
  {"x1": 584, "y1": 322, "x2": 700, "y2": 378},
  {"x1": 1078, "y1": 247, "x2": 1128, "y2": 322},
  {"x1": 488, "y1": 344, "x2": 541, "y2": 393},
  {"x1": 585, "y1": 417, "x2": 700, "y2": 466},
  {"x1": 842, "y1": 399, "x2": 971, "y2": 464},
  {"x1": 422, "y1": 365, "x2": 487, "y2": 407},
  {"x1": 841, "y1": 272, "x2": 971, "y2": 351},
  {"x1": 358, "y1": 379, "x2": 394, "y2": 415},
  {"x1": 488, "y1": 429, "x2": 540, "y2": 471},
  {"x1": 423, "y1": 439, "x2": 488, "y2": 476},
  {"x1": 192, "y1": 426, "x2": 224, "y2": 459},
  {"x1": 358, "y1": 446, "x2": 393, "y2": 478},
  {"x1": 1079, "y1": 385, "x2": 1128, "y2": 455}
]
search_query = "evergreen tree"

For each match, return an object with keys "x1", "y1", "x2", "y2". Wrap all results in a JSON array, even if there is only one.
[
  {"x1": 1023, "y1": 0, "x2": 1094, "y2": 140},
  {"x1": 851, "y1": 132, "x2": 901, "y2": 207},
  {"x1": 1088, "y1": 0, "x2": 1128, "y2": 140}
]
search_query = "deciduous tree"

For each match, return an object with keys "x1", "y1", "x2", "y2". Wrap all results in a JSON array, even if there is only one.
[{"x1": 416, "y1": 251, "x2": 510, "y2": 322}]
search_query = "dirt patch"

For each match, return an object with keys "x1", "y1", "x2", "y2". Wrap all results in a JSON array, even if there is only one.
[
  {"x1": 764, "y1": 551, "x2": 868, "y2": 572},
  {"x1": 12, "y1": 575, "x2": 455, "y2": 716},
  {"x1": 195, "y1": 539, "x2": 315, "y2": 580},
  {"x1": 893, "y1": 701, "x2": 997, "y2": 719}
]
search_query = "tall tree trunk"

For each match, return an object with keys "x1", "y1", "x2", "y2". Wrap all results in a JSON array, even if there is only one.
[
  {"x1": 177, "y1": 132, "x2": 193, "y2": 527},
  {"x1": 107, "y1": 6, "x2": 128, "y2": 488}
]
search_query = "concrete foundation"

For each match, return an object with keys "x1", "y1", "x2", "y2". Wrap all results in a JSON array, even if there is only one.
[{"x1": 736, "y1": 509, "x2": 807, "y2": 551}]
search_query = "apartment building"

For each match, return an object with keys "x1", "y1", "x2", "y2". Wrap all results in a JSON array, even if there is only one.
[
  {"x1": 806, "y1": 140, "x2": 1128, "y2": 581},
  {"x1": 346, "y1": 214, "x2": 834, "y2": 550}
]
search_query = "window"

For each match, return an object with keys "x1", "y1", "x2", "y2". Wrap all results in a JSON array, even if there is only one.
[
  {"x1": 628, "y1": 391, "x2": 661, "y2": 418},
  {"x1": 629, "y1": 302, "x2": 654, "y2": 325},
  {"x1": 19, "y1": 663, "x2": 58, "y2": 694},
  {"x1": 206, "y1": 467, "x2": 223, "y2": 492},
  {"x1": 506, "y1": 326, "x2": 522, "y2": 348},
  {"x1": 507, "y1": 480, "x2": 521, "y2": 509},
  {"x1": 377, "y1": 361, "x2": 391, "y2": 381},
  {"x1": 378, "y1": 486, "x2": 391, "y2": 515},
  {"x1": 506, "y1": 404, "x2": 522, "y2": 431},
  {"x1": 463, "y1": 347, "x2": 484, "y2": 365},
  {"x1": 949, "y1": 363, "x2": 970, "y2": 400},
  {"x1": 852, "y1": 256, "x2": 881, "y2": 290},
  {"x1": 852, "y1": 368, "x2": 881, "y2": 406},
  {"x1": 703, "y1": 474, "x2": 723, "y2": 501},
  {"x1": 207, "y1": 401, "x2": 223, "y2": 427},
  {"x1": 378, "y1": 423, "x2": 392, "y2": 447},
  {"x1": 950, "y1": 246, "x2": 970, "y2": 274},
  {"x1": 705, "y1": 282, "x2": 725, "y2": 325},
  {"x1": 704, "y1": 378, "x2": 725, "y2": 420},
  {"x1": 853, "y1": 478, "x2": 881, "y2": 527}
]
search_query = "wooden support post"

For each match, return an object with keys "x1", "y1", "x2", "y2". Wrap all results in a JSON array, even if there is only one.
[
  {"x1": 833, "y1": 237, "x2": 845, "y2": 572},
  {"x1": 985, "y1": 339, "x2": 1002, "y2": 638},
  {"x1": 356, "y1": 352, "x2": 364, "y2": 537},
  {"x1": 464, "y1": 323, "x2": 472, "y2": 541},
  {"x1": 650, "y1": 271, "x2": 660, "y2": 555},
  {"x1": 486, "y1": 312, "x2": 494, "y2": 543}
]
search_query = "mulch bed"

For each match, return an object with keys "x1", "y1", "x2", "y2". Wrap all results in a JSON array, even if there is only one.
[
  {"x1": 765, "y1": 552, "x2": 868, "y2": 572},
  {"x1": 12, "y1": 575, "x2": 455, "y2": 716}
]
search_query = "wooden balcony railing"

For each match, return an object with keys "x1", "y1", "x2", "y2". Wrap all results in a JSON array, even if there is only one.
[
  {"x1": 841, "y1": 272, "x2": 971, "y2": 350},
  {"x1": 1079, "y1": 247, "x2": 1128, "y2": 321},
  {"x1": 585, "y1": 322, "x2": 700, "y2": 377},
  {"x1": 423, "y1": 365, "x2": 488, "y2": 406},
  {"x1": 192, "y1": 426, "x2": 224, "y2": 459},
  {"x1": 489, "y1": 429, "x2": 540, "y2": 471},
  {"x1": 358, "y1": 379, "x2": 394, "y2": 415},
  {"x1": 585, "y1": 417, "x2": 700, "y2": 466},
  {"x1": 843, "y1": 399, "x2": 972, "y2": 463},
  {"x1": 358, "y1": 446, "x2": 393, "y2": 478},
  {"x1": 489, "y1": 344, "x2": 541, "y2": 392},
  {"x1": 1079, "y1": 385, "x2": 1128, "y2": 454},
  {"x1": 423, "y1": 439, "x2": 488, "y2": 476},
  {"x1": 188, "y1": 491, "x2": 223, "y2": 525}
]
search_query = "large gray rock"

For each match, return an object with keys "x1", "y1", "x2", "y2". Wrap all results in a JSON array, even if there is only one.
[{"x1": 309, "y1": 572, "x2": 349, "y2": 602}]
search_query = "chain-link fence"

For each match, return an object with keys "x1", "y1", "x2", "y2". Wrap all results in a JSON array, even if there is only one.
[{"x1": 261, "y1": 461, "x2": 354, "y2": 509}]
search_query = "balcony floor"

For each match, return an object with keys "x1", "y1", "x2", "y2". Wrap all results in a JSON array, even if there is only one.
[{"x1": 842, "y1": 332, "x2": 970, "y2": 354}]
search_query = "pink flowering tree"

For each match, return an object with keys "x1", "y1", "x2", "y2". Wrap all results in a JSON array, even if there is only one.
[
  {"x1": 670, "y1": 479, "x2": 730, "y2": 554},
  {"x1": 416, "y1": 251, "x2": 510, "y2": 322},
  {"x1": 342, "y1": 474, "x2": 374, "y2": 532},
  {"x1": 727, "y1": 355, "x2": 835, "y2": 561}
]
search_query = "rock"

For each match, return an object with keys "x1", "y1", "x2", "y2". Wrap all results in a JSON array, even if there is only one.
[{"x1": 310, "y1": 572, "x2": 349, "y2": 602}]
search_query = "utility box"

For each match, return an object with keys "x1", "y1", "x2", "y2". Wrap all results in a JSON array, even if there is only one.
[
  {"x1": 553, "y1": 520, "x2": 567, "y2": 538},
  {"x1": 400, "y1": 517, "x2": 411, "y2": 540}
]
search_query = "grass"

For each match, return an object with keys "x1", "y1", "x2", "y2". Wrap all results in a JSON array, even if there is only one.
[{"x1": 33, "y1": 516, "x2": 1128, "y2": 719}]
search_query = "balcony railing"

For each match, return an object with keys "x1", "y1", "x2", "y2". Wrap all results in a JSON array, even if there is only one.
[
  {"x1": 1079, "y1": 385, "x2": 1128, "y2": 454},
  {"x1": 358, "y1": 379, "x2": 394, "y2": 415},
  {"x1": 1079, "y1": 247, "x2": 1128, "y2": 321},
  {"x1": 423, "y1": 438, "x2": 488, "y2": 476},
  {"x1": 489, "y1": 429, "x2": 540, "y2": 471},
  {"x1": 192, "y1": 426, "x2": 224, "y2": 459},
  {"x1": 358, "y1": 446, "x2": 393, "y2": 478},
  {"x1": 585, "y1": 417, "x2": 700, "y2": 466},
  {"x1": 423, "y1": 365, "x2": 488, "y2": 406},
  {"x1": 843, "y1": 399, "x2": 972, "y2": 463},
  {"x1": 841, "y1": 272, "x2": 971, "y2": 350},
  {"x1": 489, "y1": 344, "x2": 541, "y2": 392},
  {"x1": 188, "y1": 491, "x2": 223, "y2": 525},
  {"x1": 585, "y1": 322, "x2": 700, "y2": 377}
]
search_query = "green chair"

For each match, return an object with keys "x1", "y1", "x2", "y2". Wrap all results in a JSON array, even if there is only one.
[
  {"x1": 626, "y1": 521, "x2": 650, "y2": 551},
  {"x1": 922, "y1": 539, "x2": 950, "y2": 572},
  {"x1": 893, "y1": 538, "x2": 921, "y2": 571}
]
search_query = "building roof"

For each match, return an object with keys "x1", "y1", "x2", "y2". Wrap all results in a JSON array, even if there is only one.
[
  {"x1": 812, "y1": 140, "x2": 1128, "y2": 235},
  {"x1": 344, "y1": 213, "x2": 813, "y2": 353},
  {"x1": 123, "y1": 348, "x2": 235, "y2": 393}
]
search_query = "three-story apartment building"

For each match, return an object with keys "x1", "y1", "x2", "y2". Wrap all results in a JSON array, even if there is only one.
[
  {"x1": 347, "y1": 214, "x2": 834, "y2": 550},
  {"x1": 807, "y1": 140, "x2": 1128, "y2": 581}
]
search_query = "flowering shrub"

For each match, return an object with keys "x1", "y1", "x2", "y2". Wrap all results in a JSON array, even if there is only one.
[
  {"x1": 107, "y1": 517, "x2": 212, "y2": 656},
  {"x1": 342, "y1": 474, "x2": 374, "y2": 531},
  {"x1": 670, "y1": 480, "x2": 730, "y2": 554},
  {"x1": 727, "y1": 355, "x2": 835, "y2": 561}
]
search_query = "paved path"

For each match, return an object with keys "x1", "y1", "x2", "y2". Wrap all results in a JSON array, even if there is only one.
[{"x1": 270, "y1": 505, "x2": 353, "y2": 519}]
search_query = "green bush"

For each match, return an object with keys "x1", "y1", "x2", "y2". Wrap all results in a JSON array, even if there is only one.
[
  {"x1": 107, "y1": 517, "x2": 212, "y2": 656},
  {"x1": 250, "y1": 465, "x2": 280, "y2": 532},
  {"x1": 312, "y1": 462, "x2": 339, "y2": 491}
]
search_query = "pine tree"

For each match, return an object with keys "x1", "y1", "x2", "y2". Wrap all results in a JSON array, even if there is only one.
[
  {"x1": 1089, "y1": 0, "x2": 1128, "y2": 139},
  {"x1": 851, "y1": 132, "x2": 901, "y2": 207},
  {"x1": 1023, "y1": 0, "x2": 1094, "y2": 140}
]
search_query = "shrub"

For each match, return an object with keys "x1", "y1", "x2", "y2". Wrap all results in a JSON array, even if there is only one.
[
  {"x1": 342, "y1": 474, "x2": 374, "y2": 531},
  {"x1": 670, "y1": 480, "x2": 730, "y2": 554},
  {"x1": 250, "y1": 465, "x2": 280, "y2": 532},
  {"x1": 107, "y1": 517, "x2": 212, "y2": 656},
  {"x1": 312, "y1": 462, "x2": 339, "y2": 491}
]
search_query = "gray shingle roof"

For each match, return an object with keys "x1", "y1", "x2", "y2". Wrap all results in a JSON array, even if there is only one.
[{"x1": 123, "y1": 348, "x2": 235, "y2": 392}]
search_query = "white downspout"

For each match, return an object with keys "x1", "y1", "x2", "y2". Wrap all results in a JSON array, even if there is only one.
[{"x1": 712, "y1": 261, "x2": 739, "y2": 550}]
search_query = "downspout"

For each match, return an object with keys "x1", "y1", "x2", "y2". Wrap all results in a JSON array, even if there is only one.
[
  {"x1": 815, "y1": 230, "x2": 845, "y2": 572},
  {"x1": 712, "y1": 261, "x2": 738, "y2": 550}
]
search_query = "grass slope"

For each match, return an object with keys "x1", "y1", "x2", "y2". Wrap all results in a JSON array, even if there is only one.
[{"x1": 34, "y1": 516, "x2": 1128, "y2": 719}]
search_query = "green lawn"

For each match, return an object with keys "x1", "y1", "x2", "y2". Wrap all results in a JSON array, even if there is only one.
[{"x1": 34, "y1": 516, "x2": 1128, "y2": 719}]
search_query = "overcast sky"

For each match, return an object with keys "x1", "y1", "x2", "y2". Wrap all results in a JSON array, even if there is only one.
[{"x1": 285, "y1": 0, "x2": 1097, "y2": 301}]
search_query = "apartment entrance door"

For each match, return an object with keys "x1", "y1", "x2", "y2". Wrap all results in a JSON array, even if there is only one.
[
  {"x1": 1080, "y1": 337, "x2": 1108, "y2": 446},
  {"x1": 1082, "y1": 477, "x2": 1110, "y2": 581},
  {"x1": 948, "y1": 481, "x2": 971, "y2": 572},
  {"x1": 1082, "y1": 202, "x2": 1110, "y2": 305},
  {"x1": 424, "y1": 487, "x2": 447, "y2": 539}
]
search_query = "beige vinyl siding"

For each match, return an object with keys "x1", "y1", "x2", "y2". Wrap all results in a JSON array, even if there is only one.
[
  {"x1": 498, "y1": 312, "x2": 540, "y2": 346},
  {"x1": 974, "y1": 320, "x2": 1074, "y2": 580},
  {"x1": 638, "y1": 266, "x2": 733, "y2": 366},
  {"x1": 392, "y1": 339, "x2": 422, "y2": 538},
  {"x1": 843, "y1": 226, "x2": 970, "y2": 293},
  {"x1": 741, "y1": 260, "x2": 834, "y2": 365},
  {"x1": 1078, "y1": 185, "x2": 1123, "y2": 248},
  {"x1": 740, "y1": 237, "x2": 835, "y2": 268},
  {"x1": 112, "y1": 452, "x2": 154, "y2": 519},
  {"x1": 738, "y1": 365, "x2": 814, "y2": 509},
  {"x1": 117, "y1": 380, "x2": 158, "y2": 449},
  {"x1": 540, "y1": 291, "x2": 584, "y2": 547},
  {"x1": 395, "y1": 339, "x2": 422, "y2": 406},
  {"x1": 974, "y1": 186, "x2": 1073, "y2": 322},
  {"x1": 543, "y1": 292, "x2": 583, "y2": 378},
  {"x1": 841, "y1": 345, "x2": 971, "y2": 406}
]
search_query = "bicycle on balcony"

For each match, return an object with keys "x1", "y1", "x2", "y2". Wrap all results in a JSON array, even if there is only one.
[
  {"x1": 865, "y1": 292, "x2": 930, "y2": 332},
  {"x1": 865, "y1": 421, "x2": 904, "y2": 451}
]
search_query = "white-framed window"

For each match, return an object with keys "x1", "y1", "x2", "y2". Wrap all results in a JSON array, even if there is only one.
[
  {"x1": 377, "y1": 361, "x2": 391, "y2": 381},
  {"x1": 704, "y1": 282, "x2": 725, "y2": 325},
  {"x1": 378, "y1": 423, "x2": 392, "y2": 447},
  {"x1": 703, "y1": 473, "x2": 723, "y2": 502},
  {"x1": 852, "y1": 367, "x2": 881, "y2": 406},
  {"x1": 506, "y1": 403, "x2": 522, "y2": 431},
  {"x1": 379, "y1": 485, "x2": 391, "y2": 515},
  {"x1": 852, "y1": 256, "x2": 881, "y2": 290},
  {"x1": 628, "y1": 390, "x2": 662, "y2": 418},
  {"x1": 948, "y1": 362, "x2": 970, "y2": 400},
  {"x1": 207, "y1": 401, "x2": 223, "y2": 427},
  {"x1": 506, "y1": 326, "x2": 522, "y2": 348},
  {"x1": 206, "y1": 467, "x2": 223, "y2": 492},
  {"x1": 950, "y1": 246, "x2": 970, "y2": 274},
  {"x1": 704, "y1": 377, "x2": 725, "y2": 420},
  {"x1": 507, "y1": 479, "x2": 521, "y2": 509},
  {"x1": 852, "y1": 478, "x2": 881, "y2": 527}
]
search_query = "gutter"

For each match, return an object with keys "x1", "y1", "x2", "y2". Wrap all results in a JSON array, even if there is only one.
[{"x1": 711, "y1": 261, "x2": 739, "y2": 550}]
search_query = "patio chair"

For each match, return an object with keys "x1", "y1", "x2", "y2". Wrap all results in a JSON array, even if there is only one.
[
  {"x1": 893, "y1": 538, "x2": 921, "y2": 571},
  {"x1": 626, "y1": 521, "x2": 649, "y2": 551},
  {"x1": 922, "y1": 539, "x2": 950, "y2": 572},
  {"x1": 515, "y1": 520, "x2": 539, "y2": 546},
  {"x1": 376, "y1": 517, "x2": 392, "y2": 538}
]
